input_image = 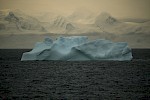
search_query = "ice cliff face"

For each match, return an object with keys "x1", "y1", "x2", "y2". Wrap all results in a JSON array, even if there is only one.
[{"x1": 21, "y1": 36, "x2": 132, "y2": 61}]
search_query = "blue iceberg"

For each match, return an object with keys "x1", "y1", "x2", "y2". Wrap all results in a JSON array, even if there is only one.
[{"x1": 21, "y1": 36, "x2": 132, "y2": 61}]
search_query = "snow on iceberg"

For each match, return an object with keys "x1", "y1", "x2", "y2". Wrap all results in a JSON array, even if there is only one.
[{"x1": 21, "y1": 36, "x2": 132, "y2": 61}]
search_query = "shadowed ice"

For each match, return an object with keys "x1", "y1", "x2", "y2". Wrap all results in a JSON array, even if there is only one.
[{"x1": 21, "y1": 36, "x2": 132, "y2": 61}]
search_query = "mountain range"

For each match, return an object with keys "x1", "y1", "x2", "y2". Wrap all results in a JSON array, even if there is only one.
[
  {"x1": 0, "y1": 9, "x2": 150, "y2": 48},
  {"x1": 0, "y1": 9, "x2": 149, "y2": 35}
]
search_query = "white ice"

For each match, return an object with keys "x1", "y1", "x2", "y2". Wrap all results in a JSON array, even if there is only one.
[{"x1": 21, "y1": 36, "x2": 133, "y2": 61}]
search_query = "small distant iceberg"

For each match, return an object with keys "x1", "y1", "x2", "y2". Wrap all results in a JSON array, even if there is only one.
[{"x1": 21, "y1": 36, "x2": 132, "y2": 61}]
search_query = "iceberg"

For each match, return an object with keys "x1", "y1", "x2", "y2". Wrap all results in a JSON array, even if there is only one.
[{"x1": 21, "y1": 36, "x2": 132, "y2": 61}]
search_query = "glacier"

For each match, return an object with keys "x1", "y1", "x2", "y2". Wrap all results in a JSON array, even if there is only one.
[{"x1": 21, "y1": 36, "x2": 133, "y2": 61}]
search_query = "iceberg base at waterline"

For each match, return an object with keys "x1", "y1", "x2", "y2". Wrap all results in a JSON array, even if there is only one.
[{"x1": 21, "y1": 36, "x2": 133, "y2": 61}]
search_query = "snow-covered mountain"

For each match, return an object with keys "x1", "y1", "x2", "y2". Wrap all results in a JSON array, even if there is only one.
[
  {"x1": 95, "y1": 12, "x2": 119, "y2": 27},
  {"x1": 95, "y1": 12, "x2": 150, "y2": 35},
  {"x1": 41, "y1": 16, "x2": 75, "y2": 33},
  {"x1": 0, "y1": 9, "x2": 149, "y2": 36},
  {"x1": 51, "y1": 16, "x2": 74, "y2": 30},
  {"x1": 119, "y1": 18, "x2": 150, "y2": 23},
  {"x1": 0, "y1": 9, "x2": 150, "y2": 48},
  {"x1": 0, "y1": 9, "x2": 46, "y2": 33},
  {"x1": 32, "y1": 12, "x2": 60, "y2": 22},
  {"x1": 68, "y1": 9, "x2": 96, "y2": 24}
]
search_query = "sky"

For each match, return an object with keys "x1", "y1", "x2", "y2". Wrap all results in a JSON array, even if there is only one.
[{"x1": 0, "y1": 0, "x2": 150, "y2": 18}]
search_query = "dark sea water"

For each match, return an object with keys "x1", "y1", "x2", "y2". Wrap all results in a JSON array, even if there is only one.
[{"x1": 0, "y1": 49, "x2": 150, "y2": 100}]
